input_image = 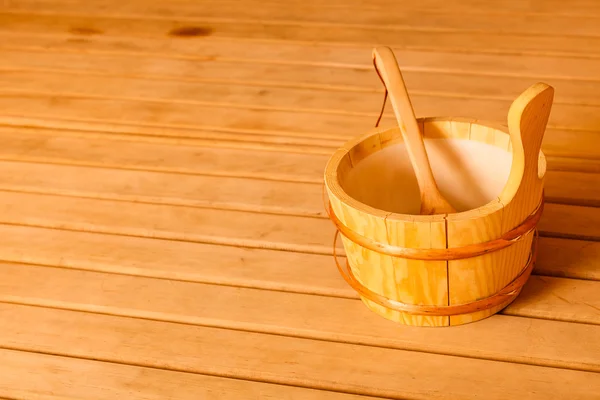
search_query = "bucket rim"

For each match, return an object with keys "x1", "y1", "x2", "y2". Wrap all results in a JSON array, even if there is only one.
[{"x1": 323, "y1": 116, "x2": 546, "y2": 223}]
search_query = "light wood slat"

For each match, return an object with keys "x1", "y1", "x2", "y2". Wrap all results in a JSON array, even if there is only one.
[
  {"x1": 0, "y1": 224, "x2": 597, "y2": 303},
  {"x1": 1, "y1": 94, "x2": 599, "y2": 160},
  {"x1": 1, "y1": 262, "x2": 599, "y2": 370},
  {"x1": 2, "y1": 56, "x2": 600, "y2": 109},
  {"x1": 5, "y1": 68, "x2": 600, "y2": 119},
  {"x1": 544, "y1": 171, "x2": 600, "y2": 207},
  {"x1": 505, "y1": 276, "x2": 600, "y2": 324},
  {"x1": 0, "y1": 161, "x2": 325, "y2": 217},
  {"x1": 2, "y1": 119, "x2": 600, "y2": 176},
  {"x1": 0, "y1": 224, "x2": 353, "y2": 297},
  {"x1": 0, "y1": 160, "x2": 321, "y2": 215},
  {"x1": 536, "y1": 238, "x2": 600, "y2": 280},
  {"x1": 164, "y1": 0, "x2": 600, "y2": 17},
  {"x1": 4, "y1": 61, "x2": 600, "y2": 109},
  {"x1": 13, "y1": 0, "x2": 600, "y2": 18},
  {"x1": 3, "y1": 51, "x2": 600, "y2": 106},
  {"x1": 0, "y1": 117, "x2": 343, "y2": 153},
  {"x1": 1, "y1": 12, "x2": 600, "y2": 58},
  {"x1": 0, "y1": 190, "x2": 338, "y2": 254},
  {"x1": 1, "y1": 303, "x2": 599, "y2": 400},
  {"x1": 6, "y1": 33, "x2": 600, "y2": 83},
  {"x1": 8, "y1": 0, "x2": 600, "y2": 36},
  {"x1": 0, "y1": 130, "x2": 597, "y2": 233},
  {"x1": 0, "y1": 129, "x2": 595, "y2": 240},
  {"x1": 0, "y1": 157, "x2": 597, "y2": 228},
  {"x1": 0, "y1": 349, "x2": 379, "y2": 400},
  {"x1": 539, "y1": 204, "x2": 600, "y2": 240},
  {"x1": 0, "y1": 187, "x2": 595, "y2": 262},
  {"x1": 7, "y1": 34, "x2": 600, "y2": 86},
  {"x1": 0, "y1": 128, "x2": 330, "y2": 182},
  {"x1": 548, "y1": 157, "x2": 600, "y2": 174}
]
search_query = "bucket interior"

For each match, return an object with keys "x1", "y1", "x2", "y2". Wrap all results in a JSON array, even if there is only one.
[{"x1": 341, "y1": 138, "x2": 513, "y2": 214}]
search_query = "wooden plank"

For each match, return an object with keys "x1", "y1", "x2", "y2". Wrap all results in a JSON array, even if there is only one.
[
  {"x1": 505, "y1": 276, "x2": 600, "y2": 324},
  {"x1": 1, "y1": 93, "x2": 599, "y2": 160},
  {"x1": 4, "y1": 51, "x2": 600, "y2": 107},
  {"x1": 0, "y1": 126, "x2": 597, "y2": 220},
  {"x1": 0, "y1": 156, "x2": 596, "y2": 249},
  {"x1": 0, "y1": 128, "x2": 331, "y2": 182},
  {"x1": 6, "y1": 33, "x2": 600, "y2": 83},
  {"x1": 0, "y1": 125, "x2": 595, "y2": 225},
  {"x1": 3, "y1": 68, "x2": 600, "y2": 131},
  {"x1": 3, "y1": 68, "x2": 600, "y2": 134},
  {"x1": 0, "y1": 12, "x2": 599, "y2": 58},
  {"x1": 0, "y1": 190, "x2": 339, "y2": 254},
  {"x1": 539, "y1": 203, "x2": 600, "y2": 241},
  {"x1": 0, "y1": 116, "x2": 342, "y2": 152},
  {"x1": 1, "y1": 118, "x2": 599, "y2": 175},
  {"x1": 536, "y1": 237, "x2": 600, "y2": 280},
  {"x1": 547, "y1": 156, "x2": 600, "y2": 174},
  {"x1": 1, "y1": 303, "x2": 599, "y2": 399},
  {"x1": 0, "y1": 160, "x2": 326, "y2": 217},
  {"x1": 0, "y1": 164, "x2": 596, "y2": 249},
  {"x1": 0, "y1": 262, "x2": 599, "y2": 370},
  {"x1": 544, "y1": 171, "x2": 600, "y2": 207},
  {"x1": 163, "y1": 0, "x2": 600, "y2": 17},
  {"x1": 8, "y1": 0, "x2": 600, "y2": 35},
  {"x1": 0, "y1": 224, "x2": 353, "y2": 297},
  {"x1": 0, "y1": 222, "x2": 598, "y2": 301},
  {"x1": 0, "y1": 153, "x2": 594, "y2": 229},
  {"x1": 0, "y1": 349, "x2": 380, "y2": 400}
]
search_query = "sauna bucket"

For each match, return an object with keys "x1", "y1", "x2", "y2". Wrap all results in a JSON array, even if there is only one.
[{"x1": 323, "y1": 85, "x2": 552, "y2": 327}]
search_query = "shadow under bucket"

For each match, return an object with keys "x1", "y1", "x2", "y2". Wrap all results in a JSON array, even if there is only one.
[{"x1": 324, "y1": 114, "x2": 548, "y2": 327}]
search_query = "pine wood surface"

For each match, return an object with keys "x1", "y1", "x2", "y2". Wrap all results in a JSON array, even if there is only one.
[{"x1": 0, "y1": 0, "x2": 599, "y2": 398}]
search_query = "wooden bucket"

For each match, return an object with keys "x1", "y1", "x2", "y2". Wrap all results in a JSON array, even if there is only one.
[{"x1": 324, "y1": 114, "x2": 547, "y2": 327}]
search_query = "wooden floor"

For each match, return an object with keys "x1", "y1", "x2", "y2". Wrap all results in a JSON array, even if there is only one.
[{"x1": 0, "y1": 0, "x2": 599, "y2": 398}]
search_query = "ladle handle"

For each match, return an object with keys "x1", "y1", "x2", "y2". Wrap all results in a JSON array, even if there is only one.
[{"x1": 372, "y1": 46, "x2": 454, "y2": 214}]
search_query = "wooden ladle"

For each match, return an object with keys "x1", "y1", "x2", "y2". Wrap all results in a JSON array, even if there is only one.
[{"x1": 372, "y1": 46, "x2": 456, "y2": 215}]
